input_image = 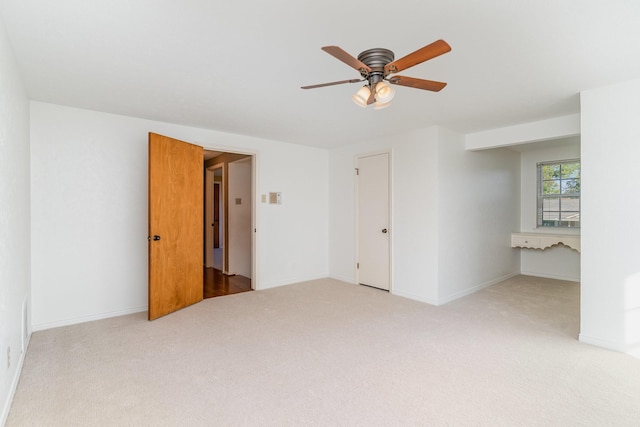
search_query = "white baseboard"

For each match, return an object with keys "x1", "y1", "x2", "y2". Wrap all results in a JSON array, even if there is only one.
[
  {"x1": 32, "y1": 306, "x2": 147, "y2": 332},
  {"x1": 257, "y1": 273, "x2": 330, "y2": 290},
  {"x1": 437, "y1": 272, "x2": 520, "y2": 305},
  {"x1": 392, "y1": 273, "x2": 520, "y2": 306},
  {"x1": 329, "y1": 274, "x2": 356, "y2": 284},
  {"x1": 1, "y1": 331, "x2": 31, "y2": 427},
  {"x1": 626, "y1": 343, "x2": 640, "y2": 359},
  {"x1": 391, "y1": 289, "x2": 439, "y2": 306},
  {"x1": 520, "y1": 270, "x2": 580, "y2": 282},
  {"x1": 579, "y1": 333, "x2": 628, "y2": 353}
]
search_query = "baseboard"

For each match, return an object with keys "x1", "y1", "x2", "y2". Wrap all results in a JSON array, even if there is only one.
[
  {"x1": 258, "y1": 274, "x2": 330, "y2": 290},
  {"x1": 329, "y1": 274, "x2": 356, "y2": 285},
  {"x1": 32, "y1": 306, "x2": 147, "y2": 332},
  {"x1": 391, "y1": 289, "x2": 439, "y2": 306},
  {"x1": 520, "y1": 270, "x2": 580, "y2": 282},
  {"x1": 392, "y1": 273, "x2": 520, "y2": 306},
  {"x1": 437, "y1": 272, "x2": 520, "y2": 305},
  {"x1": 626, "y1": 343, "x2": 640, "y2": 359},
  {"x1": 1, "y1": 331, "x2": 31, "y2": 427},
  {"x1": 579, "y1": 333, "x2": 628, "y2": 353}
]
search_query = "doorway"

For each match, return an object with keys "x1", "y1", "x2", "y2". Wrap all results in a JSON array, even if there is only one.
[
  {"x1": 204, "y1": 151, "x2": 254, "y2": 298},
  {"x1": 213, "y1": 181, "x2": 222, "y2": 268}
]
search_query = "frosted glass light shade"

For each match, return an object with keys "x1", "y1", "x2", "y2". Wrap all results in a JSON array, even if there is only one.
[
  {"x1": 352, "y1": 86, "x2": 371, "y2": 108},
  {"x1": 375, "y1": 81, "x2": 395, "y2": 103}
]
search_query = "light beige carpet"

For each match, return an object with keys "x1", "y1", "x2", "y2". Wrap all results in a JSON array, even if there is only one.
[{"x1": 7, "y1": 276, "x2": 640, "y2": 426}]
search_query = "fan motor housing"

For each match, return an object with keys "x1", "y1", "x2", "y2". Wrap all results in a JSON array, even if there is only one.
[{"x1": 357, "y1": 48, "x2": 394, "y2": 80}]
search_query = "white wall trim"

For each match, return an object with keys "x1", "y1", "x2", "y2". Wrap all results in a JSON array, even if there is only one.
[
  {"x1": 329, "y1": 274, "x2": 356, "y2": 284},
  {"x1": 465, "y1": 114, "x2": 580, "y2": 151},
  {"x1": 259, "y1": 274, "x2": 330, "y2": 290},
  {"x1": 392, "y1": 290, "x2": 439, "y2": 306},
  {"x1": 579, "y1": 334, "x2": 628, "y2": 353},
  {"x1": 520, "y1": 270, "x2": 580, "y2": 283},
  {"x1": 32, "y1": 306, "x2": 147, "y2": 332},
  {"x1": 437, "y1": 272, "x2": 520, "y2": 305},
  {"x1": 626, "y1": 343, "x2": 640, "y2": 359},
  {"x1": 1, "y1": 332, "x2": 30, "y2": 427}
]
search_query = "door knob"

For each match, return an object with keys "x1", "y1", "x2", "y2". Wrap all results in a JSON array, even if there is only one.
[
  {"x1": 152, "y1": 235, "x2": 161, "y2": 241},
  {"x1": 382, "y1": 229, "x2": 388, "y2": 234}
]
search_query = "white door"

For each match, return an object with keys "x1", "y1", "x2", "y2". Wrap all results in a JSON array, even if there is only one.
[{"x1": 357, "y1": 153, "x2": 390, "y2": 290}]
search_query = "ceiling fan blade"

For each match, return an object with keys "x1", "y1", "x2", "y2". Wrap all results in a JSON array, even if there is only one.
[
  {"x1": 321, "y1": 46, "x2": 372, "y2": 74},
  {"x1": 388, "y1": 76, "x2": 447, "y2": 92},
  {"x1": 301, "y1": 79, "x2": 362, "y2": 89},
  {"x1": 384, "y1": 39, "x2": 451, "y2": 74}
]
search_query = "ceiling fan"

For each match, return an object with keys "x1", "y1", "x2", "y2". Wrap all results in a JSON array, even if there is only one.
[{"x1": 301, "y1": 39, "x2": 451, "y2": 109}]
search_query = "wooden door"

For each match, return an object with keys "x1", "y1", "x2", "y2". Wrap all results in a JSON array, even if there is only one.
[
  {"x1": 148, "y1": 133, "x2": 204, "y2": 320},
  {"x1": 357, "y1": 153, "x2": 390, "y2": 290}
]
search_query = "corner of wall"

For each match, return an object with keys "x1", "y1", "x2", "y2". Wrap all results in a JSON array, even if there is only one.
[{"x1": 0, "y1": 14, "x2": 32, "y2": 425}]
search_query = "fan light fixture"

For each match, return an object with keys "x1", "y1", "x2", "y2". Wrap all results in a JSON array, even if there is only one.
[
  {"x1": 351, "y1": 81, "x2": 395, "y2": 109},
  {"x1": 375, "y1": 81, "x2": 395, "y2": 103},
  {"x1": 351, "y1": 86, "x2": 371, "y2": 108}
]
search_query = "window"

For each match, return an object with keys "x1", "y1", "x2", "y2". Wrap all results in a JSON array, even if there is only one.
[{"x1": 537, "y1": 159, "x2": 580, "y2": 228}]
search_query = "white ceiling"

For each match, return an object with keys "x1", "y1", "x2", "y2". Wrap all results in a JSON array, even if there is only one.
[{"x1": 1, "y1": 0, "x2": 639, "y2": 149}]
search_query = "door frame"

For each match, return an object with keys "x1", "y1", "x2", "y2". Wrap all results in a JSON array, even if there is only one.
[
  {"x1": 355, "y1": 149, "x2": 393, "y2": 291},
  {"x1": 204, "y1": 145, "x2": 259, "y2": 291}
]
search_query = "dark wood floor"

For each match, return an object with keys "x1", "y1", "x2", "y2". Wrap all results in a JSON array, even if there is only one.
[{"x1": 203, "y1": 267, "x2": 252, "y2": 299}]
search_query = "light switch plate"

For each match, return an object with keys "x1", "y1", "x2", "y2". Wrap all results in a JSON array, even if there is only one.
[{"x1": 269, "y1": 192, "x2": 282, "y2": 204}]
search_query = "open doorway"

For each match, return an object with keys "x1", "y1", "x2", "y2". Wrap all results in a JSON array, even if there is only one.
[
  {"x1": 203, "y1": 150, "x2": 254, "y2": 298},
  {"x1": 213, "y1": 178, "x2": 222, "y2": 269}
]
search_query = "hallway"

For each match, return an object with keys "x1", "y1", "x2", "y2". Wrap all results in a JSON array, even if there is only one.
[{"x1": 203, "y1": 267, "x2": 252, "y2": 298}]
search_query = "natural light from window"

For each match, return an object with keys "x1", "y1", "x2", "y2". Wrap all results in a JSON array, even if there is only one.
[{"x1": 537, "y1": 159, "x2": 580, "y2": 228}]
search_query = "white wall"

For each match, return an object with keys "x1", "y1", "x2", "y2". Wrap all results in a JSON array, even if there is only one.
[
  {"x1": 228, "y1": 158, "x2": 252, "y2": 278},
  {"x1": 329, "y1": 126, "x2": 520, "y2": 305},
  {"x1": 392, "y1": 128, "x2": 440, "y2": 303},
  {"x1": 580, "y1": 77, "x2": 640, "y2": 355},
  {"x1": 519, "y1": 138, "x2": 581, "y2": 281},
  {"x1": 329, "y1": 128, "x2": 440, "y2": 302},
  {"x1": 0, "y1": 15, "x2": 31, "y2": 426},
  {"x1": 30, "y1": 102, "x2": 329, "y2": 330},
  {"x1": 437, "y1": 128, "x2": 521, "y2": 303}
]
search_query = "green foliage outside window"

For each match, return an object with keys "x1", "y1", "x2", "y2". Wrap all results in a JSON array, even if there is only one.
[{"x1": 538, "y1": 160, "x2": 580, "y2": 228}]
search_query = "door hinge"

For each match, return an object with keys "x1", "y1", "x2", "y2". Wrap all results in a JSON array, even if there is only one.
[{"x1": 355, "y1": 168, "x2": 359, "y2": 176}]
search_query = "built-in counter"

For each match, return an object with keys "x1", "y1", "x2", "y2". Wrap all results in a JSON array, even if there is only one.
[{"x1": 511, "y1": 232, "x2": 580, "y2": 253}]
